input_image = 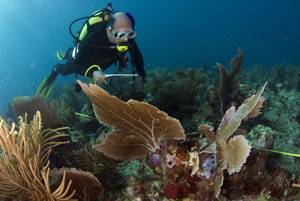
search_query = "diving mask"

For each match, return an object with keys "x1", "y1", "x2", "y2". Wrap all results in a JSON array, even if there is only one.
[{"x1": 112, "y1": 29, "x2": 136, "y2": 41}]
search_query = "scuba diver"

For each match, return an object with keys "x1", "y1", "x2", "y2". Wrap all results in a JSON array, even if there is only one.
[{"x1": 37, "y1": 3, "x2": 145, "y2": 98}]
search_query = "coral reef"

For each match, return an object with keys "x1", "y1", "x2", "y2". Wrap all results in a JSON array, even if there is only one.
[{"x1": 2, "y1": 49, "x2": 300, "y2": 201}]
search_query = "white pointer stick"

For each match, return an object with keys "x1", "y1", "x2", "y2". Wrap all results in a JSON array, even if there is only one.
[{"x1": 104, "y1": 74, "x2": 139, "y2": 78}]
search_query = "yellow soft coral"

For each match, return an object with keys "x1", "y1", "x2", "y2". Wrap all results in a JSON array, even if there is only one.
[{"x1": 0, "y1": 111, "x2": 76, "y2": 201}]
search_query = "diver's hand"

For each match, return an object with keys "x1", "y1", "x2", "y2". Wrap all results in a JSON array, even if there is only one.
[
  {"x1": 93, "y1": 70, "x2": 106, "y2": 85},
  {"x1": 135, "y1": 76, "x2": 144, "y2": 93}
]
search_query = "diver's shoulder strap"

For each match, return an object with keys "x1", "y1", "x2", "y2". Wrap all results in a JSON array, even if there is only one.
[{"x1": 78, "y1": 11, "x2": 110, "y2": 41}]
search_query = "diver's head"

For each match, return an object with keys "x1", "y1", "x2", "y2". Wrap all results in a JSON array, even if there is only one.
[{"x1": 107, "y1": 12, "x2": 136, "y2": 44}]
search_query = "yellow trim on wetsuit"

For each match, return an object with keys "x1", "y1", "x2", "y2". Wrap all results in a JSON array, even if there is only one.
[
  {"x1": 79, "y1": 11, "x2": 110, "y2": 41},
  {"x1": 84, "y1": 65, "x2": 101, "y2": 77}
]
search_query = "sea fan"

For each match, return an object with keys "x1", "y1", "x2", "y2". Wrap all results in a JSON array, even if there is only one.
[{"x1": 78, "y1": 81, "x2": 186, "y2": 160}]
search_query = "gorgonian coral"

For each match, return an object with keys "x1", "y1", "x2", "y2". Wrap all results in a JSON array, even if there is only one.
[{"x1": 78, "y1": 81, "x2": 186, "y2": 160}]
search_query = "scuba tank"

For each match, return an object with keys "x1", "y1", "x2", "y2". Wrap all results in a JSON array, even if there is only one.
[{"x1": 68, "y1": 2, "x2": 114, "y2": 47}]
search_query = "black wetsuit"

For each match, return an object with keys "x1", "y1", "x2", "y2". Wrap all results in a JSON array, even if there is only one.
[{"x1": 45, "y1": 22, "x2": 145, "y2": 88}]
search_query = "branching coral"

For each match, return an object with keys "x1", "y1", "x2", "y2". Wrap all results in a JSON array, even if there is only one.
[
  {"x1": 200, "y1": 82, "x2": 267, "y2": 198},
  {"x1": 78, "y1": 81, "x2": 186, "y2": 160},
  {"x1": 0, "y1": 111, "x2": 75, "y2": 201}
]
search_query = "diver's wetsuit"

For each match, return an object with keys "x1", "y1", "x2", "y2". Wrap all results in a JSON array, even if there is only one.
[{"x1": 44, "y1": 22, "x2": 145, "y2": 89}]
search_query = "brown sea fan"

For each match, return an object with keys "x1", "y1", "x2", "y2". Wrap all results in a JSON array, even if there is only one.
[{"x1": 78, "y1": 81, "x2": 186, "y2": 160}]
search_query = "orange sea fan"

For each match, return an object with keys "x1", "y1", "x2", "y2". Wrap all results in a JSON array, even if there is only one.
[{"x1": 78, "y1": 81, "x2": 186, "y2": 160}]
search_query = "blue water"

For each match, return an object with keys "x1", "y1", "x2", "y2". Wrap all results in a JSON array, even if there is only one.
[{"x1": 0, "y1": 0, "x2": 299, "y2": 114}]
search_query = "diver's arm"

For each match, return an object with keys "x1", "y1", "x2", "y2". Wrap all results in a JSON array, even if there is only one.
[{"x1": 129, "y1": 39, "x2": 146, "y2": 78}]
